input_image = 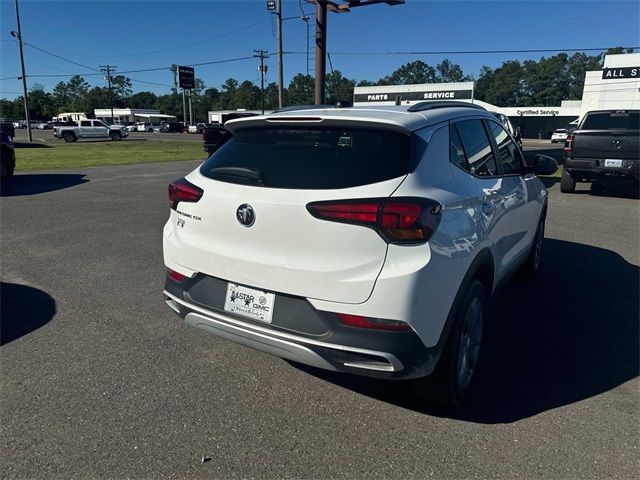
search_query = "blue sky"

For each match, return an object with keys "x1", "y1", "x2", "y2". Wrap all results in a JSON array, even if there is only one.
[{"x1": 1, "y1": 0, "x2": 638, "y2": 99}]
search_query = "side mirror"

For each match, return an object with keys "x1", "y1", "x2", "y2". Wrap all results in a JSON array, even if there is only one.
[{"x1": 532, "y1": 154, "x2": 558, "y2": 176}]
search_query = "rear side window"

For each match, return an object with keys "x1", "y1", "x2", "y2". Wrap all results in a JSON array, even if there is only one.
[
  {"x1": 455, "y1": 120, "x2": 498, "y2": 176},
  {"x1": 581, "y1": 111, "x2": 639, "y2": 130},
  {"x1": 80, "y1": 121, "x2": 91, "y2": 127},
  {"x1": 200, "y1": 127, "x2": 412, "y2": 189},
  {"x1": 487, "y1": 121, "x2": 524, "y2": 175},
  {"x1": 449, "y1": 125, "x2": 467, "y2": 170}
]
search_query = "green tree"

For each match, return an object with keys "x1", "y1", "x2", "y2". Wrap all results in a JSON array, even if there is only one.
[
  {"x1": 128, "y1": 91, "x2": 158, "y2": 109},
  {"x1": 379, "y1": 60, "x2": 437, "y2": 85},
  {"x1": 111, "y1": 75, "x2": 132, "y2": 103},
  {"x1": 567, "y1": 52, "x2": 602, "y2": 99},
  {"x1": 435, "y1": 59, "x2": 469, "y2": 83},
  {"x1": 286, "y1": 74, "x2": 314, "y2": 105},
  {"x1": 66, "y1": 75, "x2": 91, "y2": 111},
  {"x1": 234, "y1": 80, "x2": 261, "y2": 109},
  {"x1": 484, "y1": 61, "x2": 527, "y2": 107},
  {"x1": 325, "y1": 70, "x2": 355, "y2": 104},
  {"x1": 264, "y1": 82, "x2": 280, "y2": 110},
  {"x1": 523, "y1": 53, "x2": 570, "y2": 105}
]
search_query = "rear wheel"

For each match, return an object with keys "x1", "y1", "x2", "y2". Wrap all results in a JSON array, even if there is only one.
[
  {"x1": 520, "y1": 215, "x2": 545, "y2": 278},
  {"x1": 1, "y1": 147, "x2": 15, "y2": 179},
  {"x1": 63, "y1": 132, "x2": 76, "y2": 143},
  {"x1": 110, "y1": 132, "x2": 121, "y2": 141},
  {"x1": 413, "y1": 279, "x2": 485, "y2": 407},
  {"x1": 560, "y1": 169, "x2": 576, "y2": 193}
]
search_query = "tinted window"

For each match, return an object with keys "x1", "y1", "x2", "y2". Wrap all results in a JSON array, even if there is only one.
[
  {"x1": 582, "y1": 111, "x2": 639, "y2": 130},
  {"x1": 80, "y1": 121, "x2": 91, "y2": 127},
  {"x1": 488, "y1": 121, "x2": 524, "y2": 175},
  {"x1": 449, "y1": 125, "x2": 467, "y2": 170},
  {"x1": 455, "y1": 120, "x2": 498, "y2": 176},
  {"x1": 200, "y1": 127, "x2": 411, "y2": 189}
]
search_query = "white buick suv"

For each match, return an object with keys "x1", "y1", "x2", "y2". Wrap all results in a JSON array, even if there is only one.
[{"x1": 163, "y1": 102, "x2": 557, "y2": 406}]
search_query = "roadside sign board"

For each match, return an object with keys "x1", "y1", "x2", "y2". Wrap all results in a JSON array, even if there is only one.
[{"x1": 178, "y1": 66, "x2": 195, "y2": 89}]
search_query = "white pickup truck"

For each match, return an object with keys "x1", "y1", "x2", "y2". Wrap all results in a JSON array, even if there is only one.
[{"x1": 53, "y1": 119, "x2": 129, "y2": 142}]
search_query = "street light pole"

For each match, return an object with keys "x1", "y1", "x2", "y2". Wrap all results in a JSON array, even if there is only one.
[
  {"x1": 314, "y1": 0, "x2": 327, "y2": 105},
  {"x1": 12, "y1": 0, "x2": 31, "y2": 142},
  {"x1": 276, "y1": 0, "x2": 284, "y2": 108}
]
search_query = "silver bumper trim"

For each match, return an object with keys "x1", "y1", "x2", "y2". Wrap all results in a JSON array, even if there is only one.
[{"x1": 164, "y1": 291, "x2": 404, "y2": 373}]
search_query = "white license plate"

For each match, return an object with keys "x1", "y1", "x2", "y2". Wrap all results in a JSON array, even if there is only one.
[
  {"x1": 604, "y1": 159, "x2": 623, "y2": 168},
  {"x1": 224, "y1": 283, "x2": 275, "y2": 323}
]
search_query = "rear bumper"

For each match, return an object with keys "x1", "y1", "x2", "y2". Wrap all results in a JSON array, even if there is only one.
[
  {"x1": 565, "y1": 157, "x2": 639, "y2": 180},
  {"x1": 163, "y1": 274, "x2": 440, "y2": 380}
]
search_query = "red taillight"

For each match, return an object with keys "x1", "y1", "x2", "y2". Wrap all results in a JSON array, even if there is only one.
[
  {"x1": 167, "y1": 268, "x2": 186, "y2": 282},
  {"x1": 564, "y1": 134, "x2": 574, "y2": 158},
  {"x1": 307, "y1": 198, "x2": 441, "y2": 244},
  {"x1": 337, "y1": 313, "x2": 412, "y2": 332},
  {"x1": 168, "y1": 178, "x2": 203, "y2": 210}
]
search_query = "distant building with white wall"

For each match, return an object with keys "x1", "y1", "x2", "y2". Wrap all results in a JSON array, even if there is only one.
[{"x1": 352, "y1": 53, "x2": 639, "y2": 138}]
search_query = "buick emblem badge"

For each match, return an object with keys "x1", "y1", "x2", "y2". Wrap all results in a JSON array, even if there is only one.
[{"x1": 236, "y1": 204, "x2": 255, "y2": 227}]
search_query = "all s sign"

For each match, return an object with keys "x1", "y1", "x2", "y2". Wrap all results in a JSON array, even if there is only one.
[{"x1": 601, "y1": 67, "x2": 639, "y2": 79}]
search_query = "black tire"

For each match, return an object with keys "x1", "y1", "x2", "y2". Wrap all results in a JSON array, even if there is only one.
[
  {"x1": 148, "y1": 128, "x2": 153, "y2": 133},
  {"x1": 63, "y1": 132, "x2": 76, "y2": 143},
  {"x1": 413, "y1": 279, "x2": 486, "y2": 407},
  {"x1": 560, "y1": 169, "x2": 576, "y2": 193},
  {"x1": 1, "y1": 147, "x2": 15, "y2": 179},
  {"x1": 520, "y1": 214, "x2": 545, "y2": 278},
  {"x1": 110, "y1": 132, "x2": 121, "y2": 141}
]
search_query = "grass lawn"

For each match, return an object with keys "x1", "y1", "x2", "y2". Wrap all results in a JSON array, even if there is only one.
[{"x1": 14, "y1": 140, "x2": 206, "y2": 172}]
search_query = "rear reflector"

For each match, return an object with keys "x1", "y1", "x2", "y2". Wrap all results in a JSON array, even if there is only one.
[
  {"x1": 337, "y1": 313, "x2": 412, "y2": 332},
  {"x1": 167, "y1": 268, "x2": 186, "y2": 282},
  {"x1": 168, "y1": 178, "x2": 203, "y2": 210},
  {"x1": 564, "y1": 134, "x2": 574, "y2": 158},
  {"x1": 307, "y1": 197, "x2": 441, "y2": 244}
]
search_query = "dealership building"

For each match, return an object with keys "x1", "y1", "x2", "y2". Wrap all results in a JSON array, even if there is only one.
[{"x1": 353, "y1": 53, "x2": 639, "y2": 138}]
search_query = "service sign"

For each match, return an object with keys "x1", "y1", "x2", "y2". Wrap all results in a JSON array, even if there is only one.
[
  {"x1": 354, "y1": 89, "x2": 473, "y2": 103},
  {"x1": 178, "y1": 66, "x2": 195, "y2": 89},
  {"x1": 601, "y1": 67, "x2": 639, "y2": 79}
]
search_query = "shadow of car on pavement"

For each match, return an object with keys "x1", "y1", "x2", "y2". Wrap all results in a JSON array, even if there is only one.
[
  {"x1": 1, "y1": 282, "x2": 57, "y2": 346},
  {"x1": 291, "y1": 239, "x2": 639, "y2": 423},
  {"x1": 0, "y1": 173, "x2": 88, "y2": 197}
]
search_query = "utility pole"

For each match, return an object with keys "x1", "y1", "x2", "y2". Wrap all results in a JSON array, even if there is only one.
[
  {"x1": 254, "y1": 49, "x2": 269, "y2": 114},
  {"x1": 12, "y1": 0, "x2": 31, "y2": 142},
  {"x1": 100, "y1": 65, "x2": 117, "y2": 123},
  {"x1": 171, "y1": 64, "x2": 179, "y2": 116},
  {"x1": 276, "y1": 0, "x2": 284, "y2": 108},
  {"x1": 311, "y1": 0, "x2": 404, "y2": 105},
  {"x1": 182, "y1": 89, "x2": 187, "y2": 125},
  {"x1": 314, "y1": 1, "x2": 327, "y2": 105}
]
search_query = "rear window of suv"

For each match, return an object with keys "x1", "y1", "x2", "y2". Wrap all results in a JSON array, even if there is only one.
[
  {"x1": 200, "y1": 127, "x2": 412, "y2": 189},
  {"x1": 581, "y1": 111, "x2": 639, "y2": 130}
]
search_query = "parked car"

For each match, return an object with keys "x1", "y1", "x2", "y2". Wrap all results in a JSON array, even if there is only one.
[
  {"x1": 53, "y1": 119, "x2": 128, "y2": 142},
  {"x1": 551, "y1": 128, "x2": 569, "y2": 143},
  {"x1": 188, "y1": 123, "x2": 206, "y2": 134},
  {"x1": 492, "y1": 112, "x2": 522, "y2": 148},
  {"x1": 163, "y1": 101, "x2": 557, "y2": 406},
  {"x1": 161, "y1": 122, "x2": 186, "y2": 133},
  {"x1": 561, "y1": 109, "x2": 639, "y2": 192},
  {"x1": 36, "y1": 122, "x2": 53, "y2": 129},
  {"x1": 1, "y1": 122, "x2": 16, "y2": 179}
]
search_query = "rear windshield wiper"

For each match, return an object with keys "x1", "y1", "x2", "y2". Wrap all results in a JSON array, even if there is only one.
[{"x1": 208, "y1": 166, "x2": 264, "y2": 186}]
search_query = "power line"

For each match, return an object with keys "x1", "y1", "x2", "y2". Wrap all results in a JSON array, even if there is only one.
[
  {"x1": 23, "y1": 42, "x2": 100, "y2": 71},
  {"x1": 31, "y1": 18, "x2": 273, "y2": 59},
  {"x1": 282, "y1": 46, "x2": 638, "y2": 56}
]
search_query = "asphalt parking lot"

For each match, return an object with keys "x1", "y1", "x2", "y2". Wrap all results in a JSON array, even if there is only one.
[{"x1": 1, "y1": 146, "x2": 638, "y2": 478}]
